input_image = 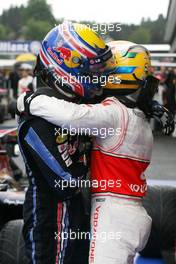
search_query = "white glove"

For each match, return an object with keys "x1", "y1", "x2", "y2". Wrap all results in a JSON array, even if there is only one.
[{"x1": 17, "y1": 92, "x2": 26, "y2": 113}]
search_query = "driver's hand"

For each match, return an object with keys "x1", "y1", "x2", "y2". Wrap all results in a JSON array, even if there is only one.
[
  {"x1": 151, "y1": 100, "x2": 175, "y2": 135},
  {"x1": 16, "y1": 92, "x2": 34, "y2": 116}
]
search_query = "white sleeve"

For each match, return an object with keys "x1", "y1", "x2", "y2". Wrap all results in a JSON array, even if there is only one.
[{"x1": 30, "y1": 95, "x2": 119, "y2": 134}]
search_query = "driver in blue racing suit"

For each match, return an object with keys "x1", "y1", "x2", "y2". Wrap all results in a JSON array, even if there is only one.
[{"x1": 17, "y1": 22, "x2": 115, "y2": 264}]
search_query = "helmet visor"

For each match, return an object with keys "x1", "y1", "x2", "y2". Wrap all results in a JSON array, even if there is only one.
[{"x1": 79, "y1": 45, "x2": 116, "y2": 76}]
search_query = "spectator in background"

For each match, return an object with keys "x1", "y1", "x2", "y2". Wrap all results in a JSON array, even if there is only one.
[
  {"x1": 160, "y1": 66, "x2": 167, "y2": 79},
  {"x1": 18, "y1": 63, "x2": 33, "y2": 97},
  {"x1": 164, "y1": 68, "x2": 176, "y2": 137},
  {"x1": 152, "y1": 68, "x2": 167, "y2": 134},
  {"x1": 164, "y1": 69, "x2": 176, "y2": 116},
  {"x1": 0, "y1": 70, "x2": 5, "y2": 88},
  {"x1": 9, "y1": 69, "x2": 20, "y2": 98}
]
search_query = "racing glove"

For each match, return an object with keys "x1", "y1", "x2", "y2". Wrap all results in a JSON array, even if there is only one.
[
  {"x1": 151, "y1": 100, "x2": 175, "y2": 136},
  {"x1": 16, "y1": 91, "x2": 35, "y2": 117}
]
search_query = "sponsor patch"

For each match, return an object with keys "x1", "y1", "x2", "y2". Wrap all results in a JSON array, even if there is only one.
[
  {"x1": 95, "y1": 198, "x2": 105, "y2": 202},
  {"x1": 65, "y1": 157, "x2": 73, "y2": 167},
  {"x1": 56, "y1": 135, "x2": 67, "y2": 144}
]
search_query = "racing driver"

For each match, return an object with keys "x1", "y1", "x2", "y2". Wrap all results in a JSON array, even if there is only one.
[{"x1": 17, "y1": 21, "x2": 115, "y2": 264}]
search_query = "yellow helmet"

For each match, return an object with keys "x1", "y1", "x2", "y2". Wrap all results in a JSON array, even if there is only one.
[{"x1": 104, "y1": 40, "x2": 151, "y2": 95}]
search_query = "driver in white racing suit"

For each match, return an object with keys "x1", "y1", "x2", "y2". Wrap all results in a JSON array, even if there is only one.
[{"x1": 17, "y1": 41, "x2": 175, "y2": 264}]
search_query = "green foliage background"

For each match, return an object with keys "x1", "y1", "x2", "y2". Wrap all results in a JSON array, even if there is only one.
[{"x1": 0, "y1": 0, "x2": 166, "y2": 43}]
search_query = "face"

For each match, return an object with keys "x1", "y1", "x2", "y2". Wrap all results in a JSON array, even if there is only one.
[{"x1": 19, "y1": 69, "x2": 29, "y2": 78}]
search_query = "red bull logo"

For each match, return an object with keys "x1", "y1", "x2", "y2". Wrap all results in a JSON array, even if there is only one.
[{"x1": 54, "y1": 47, "x2": 72, "y2": 61}]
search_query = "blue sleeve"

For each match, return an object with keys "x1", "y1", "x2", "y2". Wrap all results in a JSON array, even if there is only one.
[{"x1": 19, "y1": 118, "x2": 87, "y2": 199}]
